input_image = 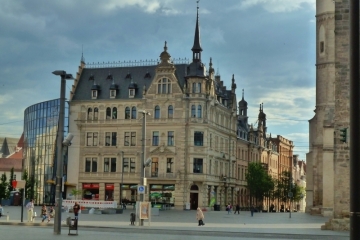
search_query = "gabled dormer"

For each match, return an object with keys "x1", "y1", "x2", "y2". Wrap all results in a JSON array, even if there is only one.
[
  {"x1": 91, "y1": 82, "x2": 100, "y2": 99},
  {"x1": 109, "y1": 79, "x2": 118, "y2": 99},
  {"x1": 128, "y1": 78, "x2": 137, "y2": 98}
]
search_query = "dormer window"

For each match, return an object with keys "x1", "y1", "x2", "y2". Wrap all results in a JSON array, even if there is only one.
[
  {"x1": 129, "y1": 89, "x2": 135, "y2": 98},
  {"x1": 192, "y1": 82, "x2": 201, "y2": 93},
  {"x1": 110, "y1": 90, "x2": 116, "y2": 98},
  {"x1": 92, "y1": 90, "x2": 98, "y2": 99},
  {"x1": 157, "y1": 78, "x2": 171, "y2": 94}
]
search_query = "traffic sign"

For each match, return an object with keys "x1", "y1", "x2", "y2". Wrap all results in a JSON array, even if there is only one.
[{"x1": 138, "y1": 185, "x2": 145, "y2": 194}]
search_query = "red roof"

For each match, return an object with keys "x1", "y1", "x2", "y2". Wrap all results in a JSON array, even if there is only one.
[{"x1": 0, "y1": 158, "x2": 22, "y2": 171}]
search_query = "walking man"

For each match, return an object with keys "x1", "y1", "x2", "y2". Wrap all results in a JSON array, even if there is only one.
[
  {"x1": 73, "y1": 202, "x2": 80, "y2": 220},
  {"x1": 234, "y1": 203, "x2": 240, "y2": 214},
  {"x1": 26, "y1": 199, "x2": 34, "y2": 222},
  {"x1": 250, "y1": 204, "x2": 255, "y2": 217}
]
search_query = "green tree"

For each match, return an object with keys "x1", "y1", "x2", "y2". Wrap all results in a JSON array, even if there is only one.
[
  {"x1": 274, "y1": 171, "x2": 291, "y2": 203},
  {"x1": 0, "y1": 173, "x2": 8, "y2": 200},
  {"x1": 246, "y1": 162, "x2": 275, "y2": 205},
  {"x1": 22, "y1": 169, "x2": 35, "y2": 200},
  {"x1": 8, "y1": 167, "x2": 15, "y2": 193}
]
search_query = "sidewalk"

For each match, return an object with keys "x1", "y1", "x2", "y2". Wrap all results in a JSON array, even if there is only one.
[{"x1": 0, "y1": 206, "x2": 349, "y2": 237}]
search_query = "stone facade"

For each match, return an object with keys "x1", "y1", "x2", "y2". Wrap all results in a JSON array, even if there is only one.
[{"x1": 307, "y1": 0, "x2": 350, "y2": 230}]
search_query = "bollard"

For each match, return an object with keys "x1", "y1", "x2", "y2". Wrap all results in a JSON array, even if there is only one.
[
  {"x1": 130, "y1": 212, "x2": 135, "y2": 226},
  {"x1": 6, "y1": 212, "x2": 9, "y2": 221}
]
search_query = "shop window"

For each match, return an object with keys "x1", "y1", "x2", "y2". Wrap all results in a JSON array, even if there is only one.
[
  {"x1": 167, "y1": 158, "x2": 173, "y2": 173},
  {"x1": 83, "y1": 183, "x2": 99, "y2": 200},
  {"x1": 167, "y1": 131, "x2": 174, "y2": 146},
  {"x1": 193, "y1": 158, "x2": 203, "y2": 173},
  {"x1": 168, "y1": 105, "x2": 173, "y2": 118},
  {"x1": 87, "y1": 132, "x2": 98, "y2": 146},
  {"x1": 194, "y1": 131, "x2": 203, "y2": 146},
  {"x1": 152, "y1": 131, "x2": 159, "y2": 146},
  {"x1": 151, "y1": 158, "x2": 159, "y2": 177},
  {"x1": 154, "y1": 106, "x2": 160, "y2": 119}
]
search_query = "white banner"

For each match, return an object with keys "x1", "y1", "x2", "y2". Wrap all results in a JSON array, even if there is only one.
[{"x1": 62, "y1": 200, "x2": 117, "y2": 209}]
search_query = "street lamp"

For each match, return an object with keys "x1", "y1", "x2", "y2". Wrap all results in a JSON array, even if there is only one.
[
  {"x1": 52, "y1": 70, "x2": 73, "y2": 235},
  {"x1": 139, "y1": 110, "x2": 151, "y2": 226}
]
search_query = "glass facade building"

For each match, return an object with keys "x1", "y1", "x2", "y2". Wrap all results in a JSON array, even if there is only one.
[{"x1": 23, "y1": 99, "x2": 68, "y2": 205}]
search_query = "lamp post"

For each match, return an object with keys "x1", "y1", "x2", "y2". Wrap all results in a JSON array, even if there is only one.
[
  {"x1": 139, "y1": 110, "x2": 150, "y2": 226},
  {"x1": 52, "y1": 70, "x2": 73, "y2": 235}
]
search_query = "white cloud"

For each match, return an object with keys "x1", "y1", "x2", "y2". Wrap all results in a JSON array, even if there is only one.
[{"x1": 237, "y1": 0, "x2": 315, "y2": 13}]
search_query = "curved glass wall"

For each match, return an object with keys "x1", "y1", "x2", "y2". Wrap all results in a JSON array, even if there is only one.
[{"x1": 23, "y1": 99, "x2": 68, "y2": 205}]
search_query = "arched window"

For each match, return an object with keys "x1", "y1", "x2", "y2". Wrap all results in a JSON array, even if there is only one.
[
  {"x1": 197, "y1": 105, "x2": 202, "y2": 118},
  {"x1": 94, "y1": 108, "x2": 99, "y2": 120},
  {"x1": 157, "y1": 78, "x2": 172, "y2": 94},
  {"x1": 125, "y1": 107, "x2": 130, "y2": 119},
  {"x1": 191, "y1": 105, "x2": 196, "y2": 117},
  {"x1": 190, "y1": 185, "x2": 199, "y2": 191},
  {"x1": 106, "y1": 107, "x2": 111, "y2": 119},
  {"x1": 87, "y1": 108, "x2": 93, "y2": 120},
  {"x1": 168, "y1": 105, "x2": 173, "y2": 119},
  {"x1": 154, "y1": 106, "x2": 160, "y2": 119},
  {"x1": 112, "y1": 107, "x2": 117, "y2": 119},
  {"x1": 131, "y1": 106, "x2": 137, "y2": 119}
]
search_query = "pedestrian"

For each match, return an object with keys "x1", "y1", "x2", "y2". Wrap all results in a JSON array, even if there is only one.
[
  {"x1": 48, "y1": 206, "x2": 55, "y2": 222},
  {"x1": 0, "y1": 204, "x2": 3, "y2": 217},
  {"x1": 226, "y1": 203, "x2": 232, "y2": 214},
  {"x1": 73, "y1": 202, "x2": 80, "y2": 220},
  {"x1": 41, "y1": 205, "x2": 49, "y2": 223},
  {"x1": 26, "y1": 199, "x2": 34, "y2": 222},
  {"x1": 196, "y1": 207, "x2": 205, "y2": 226},
  {"x1": 234, "y1": 203, "x2": 240, "y2": 214},
  {"x1": 250, "y1": 204, "x2": 255, "y2": 217}
]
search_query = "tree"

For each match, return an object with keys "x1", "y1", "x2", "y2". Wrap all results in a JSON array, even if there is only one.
[
  {"x1": 22, "y1": 169, "x2": 35, "y2": 200},
  {"x1": 0, "y1": 173, "x2": 8, "y2": 200},
  {"x1": 274, "y1": 171, "x2": 292, "y2": 204},
  {"x1": 8, "y1": 167, "x2": 15, "y2": 193},
  {"x1": 70, "y1": 189, "x2": 83, "y2": 200},
  {"x1": 246, "y1": 162, "x2": 275, "y2": 206}
]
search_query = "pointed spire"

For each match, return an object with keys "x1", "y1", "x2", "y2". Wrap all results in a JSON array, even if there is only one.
[
  {"x1": 192, "y1": 0, "x2": 202, "y2": 62},
  {"x1": 242, "y1": 89, "x2": 244, "y2": 100},
  {"x1": 81, "y1": 44, "x2": 85, "y2": 63}
]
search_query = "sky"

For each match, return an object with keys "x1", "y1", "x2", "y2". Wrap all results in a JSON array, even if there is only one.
[{"x1": 0, "y1": 0, "x2": 315, "y2": 160}]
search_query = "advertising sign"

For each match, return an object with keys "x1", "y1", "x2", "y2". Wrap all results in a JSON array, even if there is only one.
[{"x1": 139, "y1": 202, "x2": 150, "y2": 219}]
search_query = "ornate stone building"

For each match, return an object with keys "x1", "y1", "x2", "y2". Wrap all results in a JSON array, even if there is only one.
[{"x1": 307, "y1": 0, "x2": 350, "y2": 230}]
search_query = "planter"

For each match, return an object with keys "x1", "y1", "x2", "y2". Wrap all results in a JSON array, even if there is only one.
[
  {"x1": 101, "y1": 209, "x2": 116, "y2": 214},
  {"x1": 115, "y1": 209, "x2": 123, "y2": 214},
  {"x1": 81, "y1": 209, "x2": 89, "y2": 214},
  {"x1": 1, "y1": 199, "x2": 11, "y2": 206}
]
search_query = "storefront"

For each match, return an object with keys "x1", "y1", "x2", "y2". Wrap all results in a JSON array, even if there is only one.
[
  {"x1": 120, "y1": 184, "x2": 138, "y2": 204},
  {"x1": 149, "y1": 184, "x2": 175, "y2": 208},
  {"x1": 82, "y1": 183, "x2": 99, "y2": 200},
  {"x1": 105, "y1": 184, "x2": 114, "y2": 201}
]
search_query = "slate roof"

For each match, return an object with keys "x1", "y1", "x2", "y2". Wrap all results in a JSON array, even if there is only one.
[{"x1": 72, "y1": 64, "x2": 188, "y2": 101}]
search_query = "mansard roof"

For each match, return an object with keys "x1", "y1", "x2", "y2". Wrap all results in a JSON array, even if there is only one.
[{"x1": 72, "y1": 64, "x2": 187, "y2": 101}]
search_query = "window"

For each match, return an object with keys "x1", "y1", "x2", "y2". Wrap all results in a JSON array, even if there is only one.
[
  {"x1": 131, "y1": 106, "x2": 137, "y2": 119},
  {"x1": 197, "y1": 105, "x2": 202, "y2": 118},
  {"x1": 191, "y1": 105, "x2": 196, "y2": 117},
  {"x1": 105, "y1": 132, "x2": 117, "y2": 146},
  {"x1": 87, "y1": 108, "x2": 93, "y2": 120},
  {"x1": 192, "y1": 82, "x2": 201, "y2": 93},
  {"x1": 168, "y1": 131, "x2": 174, "y2": 146},
  {"x1": 194, "y1": 131, "x2": 203, "y2": 146},
  {"x1": 130, "y1": 158, "x2": 136, "y2": 173},
  {"x1": 87, "y1": 132, "x2": 98, "y2": 146},
  {"x1": 104, "y1": 158, "x2": 109, "y2": 172},
  {"x1": 94, "y1": 108, "x2": 99, "y2": 120},
  {"x1": 152, "y1": 157, "x2": 159, "y2": 177},
  {"x1": 112, "y1": 107, "x2": 117, "y2": 119},
  {"x1": 152, "y1": 131, "x2": 159, "y2": 146},
  {"x1": 209, "y1": 160, "x2": 212, "y2": 175},
  {"x1": 125, "y1": 107, "x2": 130, "y2": 119},
  {"x1": 92, "y1": 90, "x2": 98, "y2": 99},
  {"x1": 154, "y1": 106, "x2": 160, "y2": 119},
  {"x1": 131, "y1": 132, "x2": 136, "y2": 146},
  {"x1": 106, "y1": 107, "x2": 111, "y2": 119},
  {"x1": 157, "y1": 78, "x2": 171, "y2": 94},
  {"x1": 85, "y1": 157, "x2": 98, "y2": 172},
  {"x1": 129, "y1": 89, "x2": 135, "y2": 97},
  {"x1": 210, "y1": 133, "x2": 212, "y2": 149},
  {"x1": 168, "y1": 105, "x2": 173, "y2": 118},
  {"x1": 124, "y1": 132, "x2": 136, "y2": 146},
  {"x1": 193, "y1": 158, "x2": 203, "y2": 173},
  {"x1": 167, "y1": 158, "x2": 173, "y2": 173},
  {"x1": 123, "y1": 158, "x2": 129, "y2": 172},
  {"x1": 320, "y1": 41, "x2": 324, "y2": 53},
  {"x1": 110, "y1": 90, "x2": 116, "y2": 98}
]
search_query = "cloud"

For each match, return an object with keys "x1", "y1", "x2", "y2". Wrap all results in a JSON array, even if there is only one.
[{"x1": 237, "y1": 0, "x2": 315, "y2": 13}]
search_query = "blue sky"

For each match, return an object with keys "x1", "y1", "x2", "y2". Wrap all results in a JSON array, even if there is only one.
[{"x1": 0, "y1": 0, "x2": 315, "y2": 160}]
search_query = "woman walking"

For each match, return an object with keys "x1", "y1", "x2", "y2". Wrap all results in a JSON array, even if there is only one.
[{"x1": 196, "y1": 207, "x2": 205, "y2": 226}]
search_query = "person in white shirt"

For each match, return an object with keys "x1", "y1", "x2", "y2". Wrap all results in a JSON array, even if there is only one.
[{"x1": 26, "y1": 199, "x2": 34, "y2": 222}]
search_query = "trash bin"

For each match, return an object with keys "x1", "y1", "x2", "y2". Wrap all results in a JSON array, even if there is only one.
[
  {"x1": 214, "y1": 204, "x2": 220, "y2": 211},
  {"x1": 68, "y1": 218, "x2": 78, "y2": 236},
  {"x1": 13, "y1": 192, "x2": 21, "y2": 206}
]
